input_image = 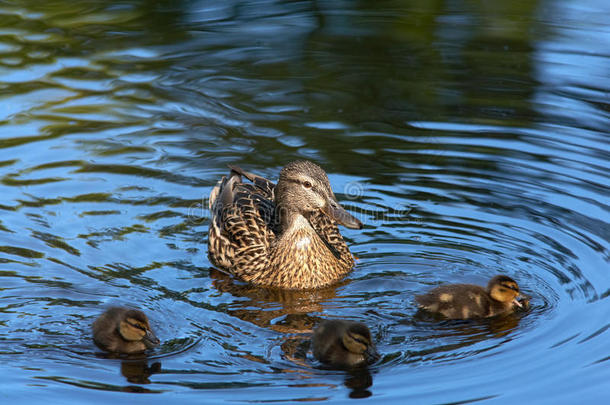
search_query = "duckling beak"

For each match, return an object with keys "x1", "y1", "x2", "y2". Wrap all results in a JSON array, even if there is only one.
[
  {"x1": 364, "y1": 345, "x2": 380, "y2": 364},
  {"x1": 143, "y1": 329, "x2": 160, "y2": 348},
  {"x1": 514, "y1": 293, "x2": 531, "y2": 310},
  {"x1": 513, "y1": 292, "x2": 530, "y2": 308},
  {"x1": 323, "y1": 199, "x2": 363, "y2": 229}
]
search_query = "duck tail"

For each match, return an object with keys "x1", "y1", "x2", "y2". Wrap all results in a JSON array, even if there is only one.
[{"x1": 227, "y1": 165, "x2": 275, "y2": 196}]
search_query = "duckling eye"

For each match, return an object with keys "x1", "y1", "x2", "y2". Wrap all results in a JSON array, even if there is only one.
[
  {"x1": 127, "y1": 320, "x2": 146, "y2": 331},
  {"x1": 303, "y1": 181, "x2": 312, "y2": 189},
  {"x1": 501, "y1": 283, "x2": 519, "y2": 293},
  {"x1": 349, "y1": 333, "x2": 369, "y2": 346}
]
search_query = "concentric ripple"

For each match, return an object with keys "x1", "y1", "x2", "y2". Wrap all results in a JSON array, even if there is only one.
[{"x1": 0, "y1": 0, "x2": 608, "y2": 403}]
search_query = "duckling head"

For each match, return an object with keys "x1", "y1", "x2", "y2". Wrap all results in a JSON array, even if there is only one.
[
  {"x1": 342, "y1": 323, "x2": 379, "y2": 364},
  {"x1": 118, "y1": 309, "x2": 160, "y2": 349},
  {"x1": 275, "y1": 160, "x2": 363, "y2": 230},
  {"x1": 488, "y1": 275, "x2": 523, "y2": 308}
]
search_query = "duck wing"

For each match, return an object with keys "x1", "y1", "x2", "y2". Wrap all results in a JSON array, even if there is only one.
[
  {"x1": 228, "y1": 165, "x2": 276, "y2": 198},
  {"x1": 208, "y1": 167, "x2": 278, "y2": 274}
]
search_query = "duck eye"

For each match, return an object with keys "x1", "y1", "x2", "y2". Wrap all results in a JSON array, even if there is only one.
[
  {"x1": 127, "y1": 320, "x2": 146, "y2": 331},
  {"x1": 303, "y1": 181, "x2": 312, "y2": 189},
  {"x1": 501, "y1": 283, "x2": 519, "y2": 293}
]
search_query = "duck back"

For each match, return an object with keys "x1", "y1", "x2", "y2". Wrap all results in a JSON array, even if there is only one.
[{"x1": 415, "y1": 284, "x2": 496, "y2": 319}]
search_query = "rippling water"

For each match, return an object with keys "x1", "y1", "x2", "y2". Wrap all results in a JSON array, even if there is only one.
[{"x1": 1, "y1": 0, "x2": 609, "y2": 403}]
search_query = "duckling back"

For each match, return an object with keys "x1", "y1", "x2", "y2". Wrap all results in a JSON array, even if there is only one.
[
  {"x1": 415, "y1": 276, "x2": 523, "y2": 319},
  {"x1": 415, "y1": 284, "x2": 495, "y2": 319}
]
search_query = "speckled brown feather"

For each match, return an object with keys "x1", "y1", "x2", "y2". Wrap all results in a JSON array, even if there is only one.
[{"x1": 207, "y1": 164, "x2": 356, "y2": 289}]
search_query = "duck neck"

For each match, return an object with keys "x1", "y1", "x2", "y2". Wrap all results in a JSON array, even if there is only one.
[
  {"x1": 279, "y1": 209, "x2": 313, "y2": 236},
  {"x1": 274, "y1": 196, "x2": 305, "y2": 233}
]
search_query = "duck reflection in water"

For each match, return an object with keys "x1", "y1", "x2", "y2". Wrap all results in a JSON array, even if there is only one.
[
  {"x1": 94, "y1": 350, "x2": 162, "y2": 388},
  {"x1": 312, "y1": 319, "x2": 379, "y2": 398},
  {"x1": 408, "y1": 301, "x2": 531, "y2": 362},
  {"x1": 93, "y1": 307, "x2": 162, "y2": 387},
  {"x1": 211, "y1": 269, "x2": 377, "y2": 397},
  {"x1": 277, "y1": 319, "x2": 378, "y2": 399},
  {"x1": 410, "y1": 275, "x2": 531, "y2": 357},
  {"x1": 121, "y1": 360, "x2": 162, "y2": 385},
  {"x1": 210, "y1": 267, "x2": 344, "y2": 332}
]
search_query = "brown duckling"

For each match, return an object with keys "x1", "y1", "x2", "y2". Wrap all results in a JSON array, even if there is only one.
[
  {"x1": 312, "y1": 320, "x2": 379, "y2": 368},
  {"x1": 415, "y1": 275, "x2": 525, "y2": 319},
  {"x1": 92, "y1": 307, "x2": 160, "y2": 354}
]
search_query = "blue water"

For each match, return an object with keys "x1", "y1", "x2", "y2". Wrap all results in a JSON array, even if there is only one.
[{"x1": 0, "y1": 0, "x2": 608, "y2": 403}]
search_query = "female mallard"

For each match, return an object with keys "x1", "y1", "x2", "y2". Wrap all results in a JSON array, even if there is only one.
[
  {"x1": 208, "y1": 160, "x2": 363, "y2": 289},
  {"x1": 312, "y1": 319, "x2": 379, "y2": 368},
  {"x1": 415, "y1": 275, "x2": 525, "y2": 319},
  {"x1": 92, "y1": 307, "x2": 160, "y2": 354}
]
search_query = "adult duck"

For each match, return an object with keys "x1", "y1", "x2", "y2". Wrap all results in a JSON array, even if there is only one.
[{"x1": 208, "y1": 160, "x2": 363, "y2": 289}]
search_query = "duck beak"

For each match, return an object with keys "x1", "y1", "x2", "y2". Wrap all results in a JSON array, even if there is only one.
[
  {"x1": 144, "y1": 329, "x2": 160, "y2": 348},
  {"x1": 323, "y1": 198, "x2": 363, "y2": 229},
  {"x1": 512, "y1": 292, "x2": 529, "y2": 308},
  {"x1": 364, "y1": 345, "x2": 380, "y2": 364},
  {"x1": 514, "y1": 293, "x2": 531, "y2": 310}
]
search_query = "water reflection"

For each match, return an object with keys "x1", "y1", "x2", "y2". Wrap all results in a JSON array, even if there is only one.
[
  {"x1": 95, "y1": 351, "x2": 161, "y2": 379},
  {"x1": 210, "y1": 267, "x2": 341, "y2": 332},
  {"x1": 407, "y1": 311, "x2": 527, "y2": 363},
  {"x1": 345, "y1": 369, "x2": 373, "y2": 399},
  {"x1": 212, "y1": 269, "x2": 380, "y2": 398},
  {"x1": 279, "y1": 332, "x2": 375, "y2": 399},
  {"x1": 0, "y1": 0, "x2": 609, "y2": 402},
  {"x1": 121, "y1": 360, "x2": 162, "y2": 385}
]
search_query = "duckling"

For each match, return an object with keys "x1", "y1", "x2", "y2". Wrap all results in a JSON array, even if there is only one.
[
  {"x1": 312, "y1": 320, "x2": 379, "y2": 368},
  {"x1": 208, "y1": 160, "x2": 363, "y2": 289},
  {"x1": 415, "y1": 275, "x2": 524, "y2": 319},
  {"x1": 92, "y1": 307, "x2": 160, "y2": 354}
]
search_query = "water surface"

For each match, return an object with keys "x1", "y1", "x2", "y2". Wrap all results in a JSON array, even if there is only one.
[{"x1": 0, "y1": 0, "x2": 609, "y2": 403}]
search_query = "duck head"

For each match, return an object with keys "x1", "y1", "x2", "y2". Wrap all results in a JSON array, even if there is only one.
[
  {"x1": 342, "y1": 322, "x2": 380, "y2": 364},
  {"x1": 275, "y1": 160, "x2": 363, "y2": 231},
  {"x1": 118, "y1": 309, "x2": 160, "y2": 349},
  {"x1": 488, "y1": 275, "x2": 523, "y2": 308}
]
